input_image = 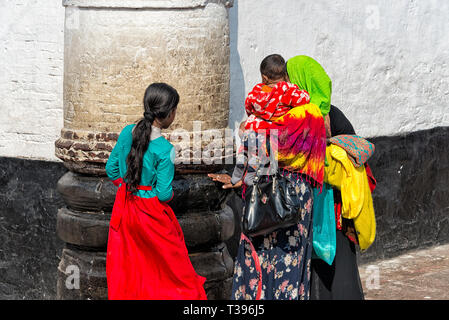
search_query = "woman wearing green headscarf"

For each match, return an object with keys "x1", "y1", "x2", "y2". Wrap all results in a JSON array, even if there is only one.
[
  {"x1": 286, "y1": 55, "x2": 332, "y2": 117},
  {"x1": 287, "y1": 55, "x2": 365, "y2": 300}
]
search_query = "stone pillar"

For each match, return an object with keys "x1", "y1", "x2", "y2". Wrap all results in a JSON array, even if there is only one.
[{"x1": 55, "y1": 0, "x2": 235, "y2": 300}]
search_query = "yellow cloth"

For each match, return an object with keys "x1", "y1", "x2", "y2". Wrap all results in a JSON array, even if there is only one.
[{"x1": 324, "y1": 144, "x2": 376, "y2": 250}]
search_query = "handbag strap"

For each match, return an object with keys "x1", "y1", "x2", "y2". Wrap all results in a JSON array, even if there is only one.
[{"x1": 253, "y1": 132, "x2": 278, "y2": 183}]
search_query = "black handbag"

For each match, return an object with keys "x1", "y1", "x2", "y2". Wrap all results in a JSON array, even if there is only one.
[{"x1": 242, "y1": 140, "x2": 304, "y2": 237}]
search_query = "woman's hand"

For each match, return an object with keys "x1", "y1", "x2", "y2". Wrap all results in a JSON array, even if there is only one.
[{"x1": 207, "y1": 173, "x2": 242, "y2": 189}]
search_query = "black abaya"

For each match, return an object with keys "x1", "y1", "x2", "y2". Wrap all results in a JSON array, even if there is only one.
[{"x1": 310, "y1": 105, "x2": 365, "y2": 300}]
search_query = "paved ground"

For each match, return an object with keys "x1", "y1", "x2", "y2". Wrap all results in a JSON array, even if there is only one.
[{"x1": 359, "y1": 243, "x2": 449, "y2": 300}]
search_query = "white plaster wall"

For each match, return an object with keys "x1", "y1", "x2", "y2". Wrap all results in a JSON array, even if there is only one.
[
  {"x1": 1, "y1": 0, "x2": 448, "y2": 160},
  {"x1": 0, "y1": 0, "x2": 65, "y2": 160},
  {"x1": 229, "y1": 0, "x2": 449, "y2": 137}
]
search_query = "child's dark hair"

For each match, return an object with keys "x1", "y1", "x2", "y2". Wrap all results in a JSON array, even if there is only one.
[
  {"x1": 260, "y1": 54, "x2": 287, "y2": 81},
  {"x1": 125, "y1": 83, "x2": 179, "y2": 195}
]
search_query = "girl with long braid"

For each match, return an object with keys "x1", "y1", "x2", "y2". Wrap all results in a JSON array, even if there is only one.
[{"x1": 105, "y1": 83, "x2": 207, "y2": 300}]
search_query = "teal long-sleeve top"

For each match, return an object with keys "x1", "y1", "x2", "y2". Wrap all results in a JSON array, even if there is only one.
[{"x1": 105, "y1": 124, "x2": 175, "y2": 202}]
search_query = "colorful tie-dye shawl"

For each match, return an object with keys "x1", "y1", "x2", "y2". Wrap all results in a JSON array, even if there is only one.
[
  {"x1": 269, "y1": 103, "x2": 326, "y2": 186},
  {"x1": 271, "y1": 55, "x2": 333, "y2": 186},
  {"x1": 245, "y1": 81, "x2": 310, "y2": 131},
  {"x1": 239, "y1": 55, "x2": 331, "y2": 187}
]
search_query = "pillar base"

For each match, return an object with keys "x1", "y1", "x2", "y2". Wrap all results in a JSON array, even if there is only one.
[{"x1": 55, "y1": 171, "x2": 236, "y2": 300}]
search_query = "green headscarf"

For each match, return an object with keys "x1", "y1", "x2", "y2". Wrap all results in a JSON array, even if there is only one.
[{"x1": 286, "y1": 55, "x2": 332, "y2": 116}]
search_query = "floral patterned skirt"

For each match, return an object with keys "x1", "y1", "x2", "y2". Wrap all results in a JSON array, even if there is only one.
[{"x1": 231, "y1": 180, "x2": 314, "y2": 300}]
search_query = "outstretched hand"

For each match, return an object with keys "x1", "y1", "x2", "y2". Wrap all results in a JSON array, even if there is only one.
[{"x1": 207, "y1": 173, "x2": 242, "y2": 189}]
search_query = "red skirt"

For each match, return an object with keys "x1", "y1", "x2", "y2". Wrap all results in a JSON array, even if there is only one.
[{"x1": 106, "y1": 182, "x2": 207, "y2": 300}]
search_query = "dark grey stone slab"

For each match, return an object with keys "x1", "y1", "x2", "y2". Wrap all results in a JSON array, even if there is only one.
[
  {"x1": 358, "y1": 126, "x2": 449, "y2": 263},
  {"x1": 0, "y1": 157, "x2": 67, "y2": 299}
]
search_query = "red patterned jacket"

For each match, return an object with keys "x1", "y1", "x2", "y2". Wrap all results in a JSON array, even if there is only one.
[{"x1": 245, "y1": 81, "x2": 310, "y2": 131}]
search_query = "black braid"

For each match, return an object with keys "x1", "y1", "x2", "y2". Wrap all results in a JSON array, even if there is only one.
[{"x1": 124, "y1": 83, "x2": 179, "y2": 195}]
